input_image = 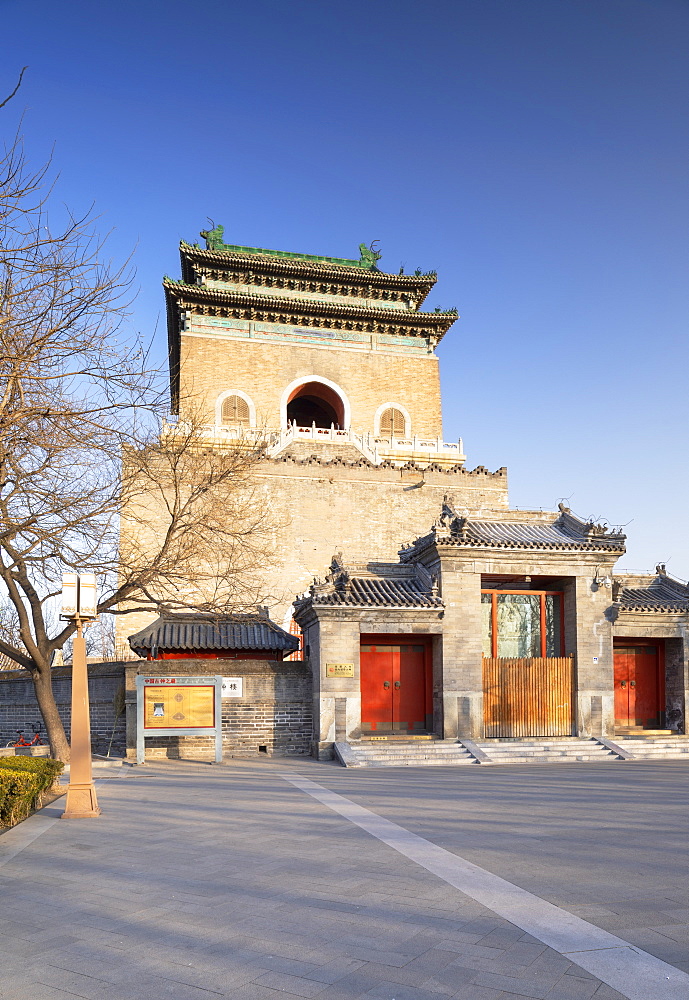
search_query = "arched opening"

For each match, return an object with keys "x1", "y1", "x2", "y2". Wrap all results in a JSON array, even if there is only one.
[
  {"x1": 286, "y1": 380, "x2": 345, "y2": 429},
  {"x1": 379, "y1": 406, "x2": 406, "y2": 438},
  {"x1": 221, "y1": 394, "x2": 250, "y2": 427}
]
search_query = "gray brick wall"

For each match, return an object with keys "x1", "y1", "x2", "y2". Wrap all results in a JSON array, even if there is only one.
[{"x1": 0, "y1": 664, "x2": 126, "y2": 754}]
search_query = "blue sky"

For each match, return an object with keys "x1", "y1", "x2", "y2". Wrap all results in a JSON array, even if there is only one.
[{"x1": 5, "y1": 0, "x2": 688, "y2": 577}]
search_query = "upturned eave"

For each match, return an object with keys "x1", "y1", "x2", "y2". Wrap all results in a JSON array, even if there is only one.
[
  {"x1": 179, "y1": 243, "x2": 438, "y2": 305},
  {"x1": 164, "y1": 279, "x2": 457, "y2": 339}
]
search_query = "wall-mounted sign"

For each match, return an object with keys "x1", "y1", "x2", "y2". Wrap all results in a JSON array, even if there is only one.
[
  {"x1": 143, "y1": 683, "x2": 215, "y2": 729},
  {"x1": 221, "y1": 677, "x2": 243, "y2": 698},
  {"x1": 135, "y1": 675, "x2": 223, "y2": 764},
  {"x1": 326, "y1": 663, "x2": 354, "y2": 677}
]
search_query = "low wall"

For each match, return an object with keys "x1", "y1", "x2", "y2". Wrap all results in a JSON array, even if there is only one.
[
  {"x1": 0, "y1": 664, "x2": 126, "y2": 755},
  {"x1": 0, "y1": 658, "x2": 313, "y2": 760},
  {"x1": 124, "y1": 658, "x2": 313, "y2": 760}
]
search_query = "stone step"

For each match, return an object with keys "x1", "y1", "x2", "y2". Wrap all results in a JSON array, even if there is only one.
[
  {"x1": 615, "y1": 729, "x2": 676, "y2": 737},
  {"x1": 353, "y1": 756, "x2": 476, "y2": 764},
  {"x1": 350, "y1": 743, "x2": 468, "y2": 757},
  {"x1": 615, "y1": 738, "x2": 689, "y2": 747},
  {"x1": 350, "y1": 749, "x2": 475, "y2": 761},
  {"x1": 483, "y1": 749, "x2": 615, "y2": 759},
  {"x1": 475, "y1": 754, "x2": 619, "y2": 765},
  {"x1": 478, "y1": 739, "x2": 596, "y2": 748}
]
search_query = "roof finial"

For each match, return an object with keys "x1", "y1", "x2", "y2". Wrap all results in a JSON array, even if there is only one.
[
  {"x1": 200, "y1": 221, "x2": 225, "y2": 250},
  {"x1": 358, "y1": 240, "x2": 382, "y2": 268}
]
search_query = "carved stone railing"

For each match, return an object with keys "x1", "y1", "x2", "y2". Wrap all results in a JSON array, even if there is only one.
[
  {"x1": 177, "y1": 421, "x2": 466, "y2": 468},
  {"x1": 265, "y1": 425, "x2": 465, "y2": 467}
]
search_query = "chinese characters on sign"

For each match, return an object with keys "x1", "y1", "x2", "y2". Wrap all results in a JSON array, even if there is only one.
[
  {"x1": 221, "y1": 677, "x2": 243, "y2": 698},
  {"x1": 326, "y1": 663, "x2": 354, "y2": 677}
]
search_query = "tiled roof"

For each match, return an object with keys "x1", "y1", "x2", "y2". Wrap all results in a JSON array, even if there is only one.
[
  {"x1": 461, "y1": 519, "x2": 624, "y2": 550},
  {"x1": 310, "y1": 576, "x2": 443, "y2": 609},
  {"x1": 402, "y1": 506, "x2": 626, "y2": 557},
  {"x1": 617, "y1": 582, "x2": 689, "y2": 614},
  {"x1": 128, "y1": 614, "x2": 300, "y2": 656}
]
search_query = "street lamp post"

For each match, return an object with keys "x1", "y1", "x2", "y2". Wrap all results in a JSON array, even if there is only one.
[{"x1": 61, "y1": 573, "x2": 101, "y2": 819}]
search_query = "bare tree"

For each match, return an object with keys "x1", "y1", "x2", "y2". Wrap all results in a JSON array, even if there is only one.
[{"x1": 0, "y1": 73, "x2": 273, "y2": 760}]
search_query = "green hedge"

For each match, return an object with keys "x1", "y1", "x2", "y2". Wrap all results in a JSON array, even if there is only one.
[{"x1": 0, "y1": 756, "x2": 65, "y2": 827}]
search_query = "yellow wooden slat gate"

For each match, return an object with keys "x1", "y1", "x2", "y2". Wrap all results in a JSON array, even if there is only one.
[{"x1": 482, "y1": 656, "x2": 575, "y2": 738}]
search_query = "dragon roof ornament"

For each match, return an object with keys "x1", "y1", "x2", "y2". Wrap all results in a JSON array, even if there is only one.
[{"x1": 197, "y1": 223, "x2": 387, "y2": 271}]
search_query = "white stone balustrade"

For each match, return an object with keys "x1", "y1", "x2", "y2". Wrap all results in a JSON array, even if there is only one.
[{"x1": 168, "y1": 421, "x2": 466, "y2": 468}]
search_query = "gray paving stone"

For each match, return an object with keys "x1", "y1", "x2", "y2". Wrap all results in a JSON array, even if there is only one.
[
  {"x1": 545, "y1": 974, "x2": 600, "y2": 999},
  {"x1": 417, "y1": 961, "x2": 477, "y2": 989},
  {"x1": 471, "y1": 970, "x2": 552, "y2": 997},
  {"x1": 251, "y1": 973, "x2": 326, "y2": 997},
  {"x1": 440, "y1": 987, "x2": 504, "y2": 1000},
  {"x1": 4, "y1": 758, "x2": 689, "y2": 1000}
]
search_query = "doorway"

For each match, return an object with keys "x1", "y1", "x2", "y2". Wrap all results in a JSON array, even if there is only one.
[
  {"x1": 614, "y1": 642, "x2": 665, "y2": 729},
  {"x1": 360, "y1": 638, "x2": 432, "y2": 733}
]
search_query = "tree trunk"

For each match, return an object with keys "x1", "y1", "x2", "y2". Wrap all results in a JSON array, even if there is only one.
[{"x1": 32, "y1": 667, "x2": 70, "y2": 762}]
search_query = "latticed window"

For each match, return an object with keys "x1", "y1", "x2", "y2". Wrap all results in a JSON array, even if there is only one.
[
  {"x1": 379, "y1": 407, "x2": 406, "y2": 437},
  {"x1": 221, "y1": 394, "x2": 250, "y2": 427}
]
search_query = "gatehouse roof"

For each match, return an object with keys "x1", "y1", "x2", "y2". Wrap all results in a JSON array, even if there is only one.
[
  {"x1": 128, "y1": 612, "x2": 300, "y2": 657},
  {"x1": 615, "y1": 569, "x2": 689, "y2": 613},
  {"x1": 309, "y1": 575, "x2": 444, "y2": 609},
  {"x1": 295, "y1": 554, "x2": 443, "y2": 611},
  {"x1": 401, "y1": 502, "x2": 627, "y2": 559}
]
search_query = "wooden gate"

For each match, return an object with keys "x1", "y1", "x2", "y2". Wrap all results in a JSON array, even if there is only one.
[{"x1": 482, "y1": 656, "x2": 575, "y2": 738}]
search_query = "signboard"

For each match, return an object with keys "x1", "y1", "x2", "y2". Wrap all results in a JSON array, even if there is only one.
[
  {"x1": 135, "y1": 675, "x2": 223, "y2": 764},
  {"x1": 326, "y1": 663, "x2": 354, "y2": 677},
  {"x1": 144, "y1": 683, "x2": 215, "y2": 729},
  {"x1": 221, "y1": 677, "x2": 243, "y2": 698}
]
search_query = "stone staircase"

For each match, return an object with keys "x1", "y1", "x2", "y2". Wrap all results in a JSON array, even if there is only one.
[
  {"x1": 334, "y1": 739, "x2": 478, "y2": 768},
  {"x1": 334, "y1": 734, "x2": 689, "y2": 768},
  {"x1": 611, "y1": 734, "x2": 689, "y2": 760},
  {"x1": 474, "y1": 738, "x2": 622, "y2": 765}
]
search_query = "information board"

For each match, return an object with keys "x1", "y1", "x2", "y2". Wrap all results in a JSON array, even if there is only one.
[
  {"x1": 135, "y1": 675, "x2": 223, "y2": 764},
  {"x1": 144, "y1": 683, "x2": 215, "y2": 729}
]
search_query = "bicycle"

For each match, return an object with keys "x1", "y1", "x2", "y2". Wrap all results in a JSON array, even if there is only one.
[{"x1": 5, "y1": 724, "x2": 46, "y2": 748}]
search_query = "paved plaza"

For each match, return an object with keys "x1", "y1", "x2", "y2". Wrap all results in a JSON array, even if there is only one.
[{"x1": 2, "y1": 758, "x2": 689, "y2": 1000}]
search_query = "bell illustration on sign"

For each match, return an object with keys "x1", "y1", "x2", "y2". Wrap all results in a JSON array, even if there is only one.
[{"x1": 153, "y1": 703, "x2": 164, "y2": 716}]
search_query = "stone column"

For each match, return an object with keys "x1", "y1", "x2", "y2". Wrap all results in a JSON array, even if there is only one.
[
  {"x1": 572, "y1": 573, "x2": 616, "y2": 737},
  {"x1": 436, "y1": 559, "x2": 484, "y2": 739},
  {"x1": 308, "y1": 616, "x2": 361, "y2": 759}
]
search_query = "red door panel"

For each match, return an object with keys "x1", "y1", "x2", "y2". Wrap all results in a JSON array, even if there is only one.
[
  {"x1": 398, "y1": 645, "x2": 427, "y2": 731},
  {"x1": 361, "y1": 642, "x2": 428, "y2": 732},
  {"x1": 614, "y1": 646, "x2": 662, "y2": 728},
  {"x1": 634, "y1": 648, "x2": 660, "y2": 726},
  {"x1": 614, "y1": 650, "x2": 632, "y2": 725},
  {"x1": 360, "y1": 646, "x2": 394, "y2": 730}
]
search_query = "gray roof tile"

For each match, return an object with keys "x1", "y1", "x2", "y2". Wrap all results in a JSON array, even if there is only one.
[
  {"x1": 311, "y1": 576, "x2": 442, "y2": 608},
  {"x1": 128, "y1": 614, "x2": 299, "y2": 655},
  {"x1": 617, "y1": 583, "x2": 689, "y2": 613}
]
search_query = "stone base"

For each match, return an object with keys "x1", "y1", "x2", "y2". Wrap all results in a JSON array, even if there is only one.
[{"x1": 62, "y1": 781, "x2": 101, "y2": 818}]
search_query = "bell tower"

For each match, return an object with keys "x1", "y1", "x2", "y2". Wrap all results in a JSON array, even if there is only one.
[
  {"x1": 164, "y1": 225, "x2": 465, "y2": 467},
  {"x1": 150, "y1": 225, "x2": 509, "y2": 629}
]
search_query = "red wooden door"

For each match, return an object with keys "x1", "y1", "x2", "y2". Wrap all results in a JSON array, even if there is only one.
[
  {"x1": 360, "y1": 643, "x2": 427, "y2": 732},
  {"x1": 398, "y1": 645, "x2": 427, "y2": 730},
  {"x1": 360, "y1": 645, "x2": 394, "y2": 730},
  {"x1": 614, "y1": 646, "x2": 662, "y2": 727}
]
